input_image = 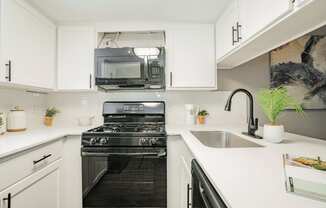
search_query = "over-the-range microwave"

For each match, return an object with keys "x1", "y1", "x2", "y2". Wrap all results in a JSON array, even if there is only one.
[{"x1": 94, "y1": 47, "x2": 165, "y2": 90}]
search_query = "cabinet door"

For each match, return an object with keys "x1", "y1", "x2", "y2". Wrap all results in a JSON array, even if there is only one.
[
  {"x1": 57, "y1": 26, "x2": 95, "y2": 90},
  {"x1": 166, "y1": 24, "x2": 216, "y2": 89},
  {"x1": 167, "y1": 135, "x2": 194, "y2": 208},
  {"x1": 179, "y1": 156, "x2": 192, "y2": 208},
  {"x1": 0, "y1": 161, "x2": 60, "y2": 208},
  {"x1": 239, "y1": 0, "x2": 292, "y2": 40},
  {"x1": 215, "y1": 0, "x2": 239, "y2": 61},
  {"x1": 1, "y1": 0, "x2": 56, "y2": 89}
]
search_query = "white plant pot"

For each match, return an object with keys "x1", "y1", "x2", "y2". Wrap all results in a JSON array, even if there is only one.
[{"x1": 263, "y1": 124, "x2": 284, "y2": 143}]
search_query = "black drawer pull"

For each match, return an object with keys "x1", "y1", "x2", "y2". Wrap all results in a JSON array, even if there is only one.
[
  {"x1": 33, "y1": 154, "x2": 52, "y2": 165},
  {"x1": 3, "y1": 193, "x2": 11, "y2": 208}
]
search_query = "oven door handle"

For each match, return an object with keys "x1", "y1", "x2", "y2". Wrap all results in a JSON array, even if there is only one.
[
  {"x1": 199, "y1": 183, "x2": 212, "y2": 208},
  {"x1": 81, "y1": 151, "x2": 166, "y2": 157}
]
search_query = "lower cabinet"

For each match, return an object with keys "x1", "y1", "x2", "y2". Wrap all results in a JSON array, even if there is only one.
[
  {"x1": 179, "y1": 156, "x2": 192, "y2": 208},
  {"x1": 60, "y1": 136, "x2": 83, "y2": 208},
  {"x1": 0, "y1": 160, "x2": 61, "y2": 208},
  {"x1": 167, "y1": 135, "x2": 194, "y2": 208}
]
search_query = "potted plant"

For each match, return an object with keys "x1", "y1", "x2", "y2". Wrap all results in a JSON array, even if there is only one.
[
  {"x1": 257, "y1": 87, "x2": 303, "y2": 143},
  {"x1": 44, "y1": 107, "x2": 59, "y2": 127},
  {"x1": 197, "y1": 110, "x2": 209, "y2": 125}
]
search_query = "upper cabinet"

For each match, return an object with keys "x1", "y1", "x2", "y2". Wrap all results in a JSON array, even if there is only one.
[
  {"x1": 238, "y1": 0, "x2": 292, "y2": 41},
  {"x1": 0, "y1": 0, "x2": 56, "y2": 89},
  {"x1": 216, "y1": 0, "x2": 292, "y2": 63},
  {"x1": 166, "y1": 23, "x2": 216, "y2": 90},
  {"x1": 57, "y1": 26, "x2": 95, "y2": 91},
  {"x1": 216, "y1": 0, "x2": 326, "y2": 68},
  {"x1": 215, "y1": 0, "x2": 239, "y2": 61}
]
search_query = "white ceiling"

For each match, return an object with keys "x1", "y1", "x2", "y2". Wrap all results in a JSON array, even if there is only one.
[{"x1": 26, "y1": 0, "x2": 229, "y2": 23}]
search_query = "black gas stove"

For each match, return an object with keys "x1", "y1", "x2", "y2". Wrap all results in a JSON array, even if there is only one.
[
  {"x1": 81, "y1": 101, "x2": 167, "y2": 148},
  {"x1": 81, "y1": 101, "x2": 167, "y2": 208}
]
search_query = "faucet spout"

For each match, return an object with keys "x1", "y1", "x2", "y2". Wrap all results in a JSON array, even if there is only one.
[{"x1": 224, "y1": 89, "x2": 261, "y2": 139}]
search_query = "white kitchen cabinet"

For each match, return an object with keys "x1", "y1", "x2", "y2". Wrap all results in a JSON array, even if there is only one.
[
  {"x1": 1, "y1": 0, "x2": 56, "y2": 89},
  {"x1": 215, "y1": 0, "x2": 292, "y2": 67},
  {"x1": 178, "y1": 156, "x2": 192, "y2": 208},
  {"x1": 215, "y1": 0, "x2": 240, "y2": 61},
  {"x1": 167, "y1": 135, "x2": 194, "y2": 208},
  {"x1": 57, "y1": 26, "x2": 95, "y2": 91},
  {"x1": 166, "y1": 24, "x2": 216, "y2": 90},
  {"x1": 216, "y1": 0, "x2": 325, "y2": 68},
  {"x1": 0, "y1": 160, "x2": 61, "y2": 208},
  {"x1": 238, "y1": 0, "x2": 292, "y2": 41},
  {"x1": 61, "y1": 136, "x2": 83, "y2": 208}
]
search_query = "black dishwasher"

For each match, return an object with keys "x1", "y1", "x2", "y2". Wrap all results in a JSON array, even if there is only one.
[{"x1": 191, "y1": 160, "x2": 227, "y2": 208}]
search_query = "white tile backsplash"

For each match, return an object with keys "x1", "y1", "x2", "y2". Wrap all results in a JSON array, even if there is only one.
[
  {"x1": 47, "y1": 90, "x2": 247, "y2": 127},
  {"x1": 0, "y1": 88, "x2": 247, "y2": 128},
  {"x1": 0, "y1": 88, "x2": 48, "y2": 129}
]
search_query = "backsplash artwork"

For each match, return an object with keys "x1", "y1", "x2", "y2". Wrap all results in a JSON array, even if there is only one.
[{"x1": 270, "y1": 26, "x2": 326, "y2": 109}]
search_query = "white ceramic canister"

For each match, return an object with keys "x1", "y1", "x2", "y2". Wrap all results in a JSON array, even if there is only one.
[
  {"x1": 0, "y1": 112, "x2": 6, "y2": 134},
  {"x1": 185, "y1": 104, "x2": 197, "y2": 125},
  {"x1": 7, "y1": 106, "x2": 27, "y2": 132}
]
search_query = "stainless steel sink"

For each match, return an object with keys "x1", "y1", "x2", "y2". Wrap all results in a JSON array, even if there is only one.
[{"x1": 191, "y1": 131, "x2": 263, "y2": 148}]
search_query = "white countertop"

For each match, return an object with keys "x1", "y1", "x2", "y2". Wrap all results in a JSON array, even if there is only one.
[
  {"x1": 0, "y1": 124, "x2": 326, "y2": 208},
  {"x1": 0, "y1": 126, "x2": 92, "y2": 159},
  {"x1": 167, "y1": 125, "x2": 326, "y2": 208}
]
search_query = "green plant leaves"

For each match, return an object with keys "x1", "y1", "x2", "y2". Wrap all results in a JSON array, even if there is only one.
[
  {"x1": 257, "y1": 87, "x2": 303, "y2": 125},
  {"x1": 198, "y1": 110, "x2": 209, "y2": 116},
  {"x1": 45, "y1": 107, "x2": 60, "y2": 117}
]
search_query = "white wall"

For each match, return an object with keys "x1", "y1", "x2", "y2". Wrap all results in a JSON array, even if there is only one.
[
  {"x1": 47, "y1": 91, "x2": 247, "y2": 127},
  {"x1": 0, "y1": 88, "x2": 47, "y2": 129}
]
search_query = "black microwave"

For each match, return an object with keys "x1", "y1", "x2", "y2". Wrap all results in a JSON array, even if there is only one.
[{"x1": 95, "y1": 47, "x2": 165, "y2": 90}]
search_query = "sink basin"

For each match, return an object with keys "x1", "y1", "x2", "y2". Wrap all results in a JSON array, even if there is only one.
[{"x1": 191, "y1": 131, "x2": 263, "y2": 148}]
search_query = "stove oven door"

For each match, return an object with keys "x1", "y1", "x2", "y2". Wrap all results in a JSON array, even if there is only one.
[{"x1": 81, "y1": 147, "x2": 167, "y2": 208}]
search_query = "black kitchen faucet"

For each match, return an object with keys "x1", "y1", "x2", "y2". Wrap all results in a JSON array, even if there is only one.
[{"x1": 224, "y1": 88, "x2": 262, "y2": 139}]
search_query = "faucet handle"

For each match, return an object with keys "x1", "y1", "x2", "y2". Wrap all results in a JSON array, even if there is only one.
[{"x1": 254, "y1": 118, "x2": 259, "y2": 130}]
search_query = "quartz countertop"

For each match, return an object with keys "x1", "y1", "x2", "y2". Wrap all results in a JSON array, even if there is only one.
[
  {"x1": 0, "y1": 124, "x2": 325, "y2": 208},
  {"x1": 0, "y1": 126, "x2": 92, "y2": 159},
  {"x1": 167, "y1": 125, "x2": 326, "y2": 208}
]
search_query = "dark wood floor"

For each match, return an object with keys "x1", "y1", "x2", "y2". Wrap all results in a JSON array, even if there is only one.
[{"x1": 83, "y1": 156, "x2": 167, "y2": 208}]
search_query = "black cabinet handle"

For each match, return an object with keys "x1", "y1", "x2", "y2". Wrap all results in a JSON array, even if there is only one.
[
  {"x1": 236, "y1": 22, "x2": 242, "y2": 42},
  {"x1": 89, "y1": 74, "x2": 92, "y2": 89},
  {"x1": 33, "y1": 154, "x2": 52, "y2": 165},
  {"x1": 3, "y1": 193, "x2": 11, "y2": 208},
  {"x1": 169, "y1": 72, "x2": 173, "y2": 87},
  {"x1": 232, "y1": 26, "x2": 237, "y2": 46},
  {"x1": 187, "y1": 184, "x2": 192, "y2": 208},
  {"x1": 5, "y1": 61, "x2": 11, "y2": 82}
]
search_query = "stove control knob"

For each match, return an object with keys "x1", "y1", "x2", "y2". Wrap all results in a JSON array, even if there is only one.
[
  {"x1": 150, "y1": 138, "x2": 158, "y2": 145},
  {"x1": 100, "y1": 138, "x2": 107, "y2": 145},
  {"x1": 139, "y1": 138, "x2": 147, "y2": 145},
  {"x1": 90, "y1": 138, "x2": 97, "y2": 145}
]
